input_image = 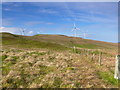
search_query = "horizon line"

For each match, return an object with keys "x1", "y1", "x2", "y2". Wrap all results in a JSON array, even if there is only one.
[{"x1": 1, "y1": 32, "x2": 118, "y2": 44}]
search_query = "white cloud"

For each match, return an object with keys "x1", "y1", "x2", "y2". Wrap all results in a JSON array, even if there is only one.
[
  {"x1": 25, "y1": 21, "x2": 54, "y2": 26},
  {"x1": 27, "y1": 31, "x2": 33, "y2": 34},
  {"x1": 0, "y1": 27, "x2": 35, "y2": 36},
  {"x1": 3, "y1": 8, "x2": 12, "y2": 11},
  {"x1": 0, "y1": 27, "x2": 5, "y2": 29},
  {"x1": 0, "y1": 27, "x2": 21, "y2": 34}
]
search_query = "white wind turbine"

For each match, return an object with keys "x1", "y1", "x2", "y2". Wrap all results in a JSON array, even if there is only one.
[
  {"x1": 72, "y1": 23, "x2": 80, "y2": 37},
  {"x1": 83, "y1": 32, "x2": 88, "y2": 38},
  {"x1": 79, "y1": 30, "x2": 91, "y2": 39},
  {"x1": 20, "y1": 28, "x2": 26, "y2": 35},
  {"x1": 71, "y1": 22, "x2": 81, "y2": 52}
]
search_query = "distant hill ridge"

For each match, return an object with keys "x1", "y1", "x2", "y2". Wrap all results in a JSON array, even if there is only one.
[{"x1": 1, "y1": 32, "x2": 117, "y2": 51}]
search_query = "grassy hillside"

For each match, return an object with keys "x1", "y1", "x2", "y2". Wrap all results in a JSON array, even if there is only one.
[
  {"x1": 1, "y1": 32, "x2": 118, "y2": 88},
  {"x1": 1, "y1": 32, "x2": 117, "y2": 51},
  {"x1": 1, "y1": 48, "x2": 118, "y2": 88},
  {"x1": 2, "y1": 33, "x2": 69, "y2": 51}
]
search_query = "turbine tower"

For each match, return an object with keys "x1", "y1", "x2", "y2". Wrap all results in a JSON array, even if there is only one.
[
  {"x1": 81, "y1": 30, "x2": 91, "y2": 39},
  {"x1": 76, "y1": 29, "x2": 91, "y2": 39},
  {"x1": 83, "y1": 31, "x2": 88, "y2": 38}
]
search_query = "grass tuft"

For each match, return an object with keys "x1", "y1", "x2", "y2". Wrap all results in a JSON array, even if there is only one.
[
  {"x1": 97, "y1": 71, "x2": 118, "y2": 85},
  {"x1": 2, "y1": 55, "x2": 8, "y2": 61}
]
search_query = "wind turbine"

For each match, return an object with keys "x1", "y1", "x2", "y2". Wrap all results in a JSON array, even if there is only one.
[
  {"x1": 72, "y1": 23, "x2": 80, "y2": 37},
  {"x1": 22, "y1": 28, "x2": 26, "y2": 35},
  {"x1": 78, "y1": 30, "x2": 91, "y2": 39},
  {"x1": 71, "y1": 22, "x2": 80, "y2": 53},
  {"x1": 20, "y1": 28, "x2": 26, "y2": 35},
  {"x1": 83, "y1": 32, "x2": 88, "y2": 38}
]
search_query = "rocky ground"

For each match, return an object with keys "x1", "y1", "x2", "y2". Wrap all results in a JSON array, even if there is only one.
[{"x1": 1, "y1": 48, "x2": 118, "y2": 88}]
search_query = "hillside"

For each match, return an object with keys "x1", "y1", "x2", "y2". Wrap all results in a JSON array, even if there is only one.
[
  {"x1": 1, "y1": 32, "x2": 117, "y2": 51},
  {"x1": 1, "y1": 32, "x2": 118, "y2": 88}
]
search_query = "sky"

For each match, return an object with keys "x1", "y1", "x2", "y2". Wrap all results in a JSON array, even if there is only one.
[{"x1": 1, "y1": 2, "x2": 118, "y2": 43}]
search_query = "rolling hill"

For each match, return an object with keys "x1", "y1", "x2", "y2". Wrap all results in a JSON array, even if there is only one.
[
  {"x1": 1, "y1": 32, "x2": 117, "y2": 51},
  {"x1": 1, "y1": 32, "x2": 119, "y2": 88}
]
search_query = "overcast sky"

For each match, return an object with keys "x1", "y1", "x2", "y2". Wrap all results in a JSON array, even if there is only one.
[{"x1": 1, "y1": 2, "x2": 118, "y2": 43}]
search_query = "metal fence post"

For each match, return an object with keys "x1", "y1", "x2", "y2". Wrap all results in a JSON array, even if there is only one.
[{"x1": 114, "y1": 55, "x2": 120, "y2": 79}]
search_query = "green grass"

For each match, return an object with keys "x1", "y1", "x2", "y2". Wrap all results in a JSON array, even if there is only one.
[
  {"x1": 53, "y1": 77, "x2": 62, "y2": 88},
  {"x1": 3, "y1": 37, "x2": 69, "y2": 51},
  {"x1": 74, "y1": 81, "x2": 81, "y2": 87},
  {"x1": 97, "y1": 71, "x2": 118, "y2": 86},
  {"x1": 2, "y1": 33, "x2": 117, "y2": 51},
  {"x1": 40, "y1": 77, "x2": 62, "y2": 88},
  {"x1": 28, "y1": 52, "x2": 46, "y2": 56},
  {"x1": 2, "y1": 56, "x2": 19, "y2": 75},
  {"x1": 39, "y1": 65, "x2": 56, "y2": 75},
  {"x1": 2, "y1": 55, "x2": 8, "y2": 61},
  {"x1": 3, "y1": 68, "x2": 31, "y2": 88},
  {"x1": 2, "y1": 62, "x2": 13, "y2": 76},
  {"x1": 3, "y1": 65, "x2": 56, "y2": 88},
  {"x1": 75, "y1": 44, "x2": 99, "y2": 49},
  {"x1": 66, "y1": 67, "x2": 75, "y2": 70}
]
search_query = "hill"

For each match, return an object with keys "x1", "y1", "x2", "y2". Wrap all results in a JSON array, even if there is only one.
[
  {"x1": 1, "y1": 32, "x2": 118, "y2": 88},
  {"x1": 1, "y1": 32, "x2": 117, "y2": 52}
]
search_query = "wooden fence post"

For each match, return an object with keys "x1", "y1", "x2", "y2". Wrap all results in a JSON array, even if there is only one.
[
  {"x1": 84, "y1": 49, "x2": 86, "y2": 56},
  {"x1": 91, "y1": 54, "x2": 95, "y2": 61},
  {"x1": 98, "y1": 52, "x2": 102, "y2": 66},
  {"x1": 73, "y1": 46, "x2": 76, "y2": 53},
  {"x1": 114, "y1": 55, "x2": 120, "y2": 79}
]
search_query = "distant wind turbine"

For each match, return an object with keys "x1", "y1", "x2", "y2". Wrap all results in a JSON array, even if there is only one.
[
  {"x1": 72, "y1": 23, "x2": 80, "y2": 37},
  {"x1": 71, "y1": 22, "x2": 81, "y2": 53},
  {"x1": 22, "y1": 28, "x2": 26, "y2": 35},
  {"x1": 20, "y1": 28, "x2": 26, "y2": 35},
  {"x1": 83, "y1": 32, "x2": 89, "y2": 38},
  {"x1": 79, "y1": 30, "x2": 91, "y2": 39}
]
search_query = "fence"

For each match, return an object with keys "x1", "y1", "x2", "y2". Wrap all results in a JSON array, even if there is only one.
[
  {"x1": 114, "y1": 55, "x2": 120, "y2": 79},
  {"x1": 74, "y1": 48, "x2": 104, "y2": 65},
  {"x1": 74, "y1": 48, "x2": 119, "y2": 79}
]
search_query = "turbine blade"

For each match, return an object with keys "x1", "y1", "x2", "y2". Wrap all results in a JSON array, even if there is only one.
[
  {"x1": 74, "y1": 23, "x2": 76, "y2": 27},
  {"x1": 71, "y1": 29, "x2": 75, "y2": 32},
  {"x1": 76, "y1": 28, "x2": 80, "y2": 30}
]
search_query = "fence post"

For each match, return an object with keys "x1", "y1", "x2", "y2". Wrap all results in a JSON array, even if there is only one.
[
  {"x1": 98, "y1": 52, "x2": 102, "y2": 66},
  {"x1": 91, "y1": 54, "x2": 95, "y2": 61},
  {"x1": 73, "y1": 46, "x2": 76, "y2": 53},
  {"x1": 114, "y1": 55, "x2": 120, "y2": 79},
  {"x1": 84, "y1": 49, "x2": 86, "y2": 56}
]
